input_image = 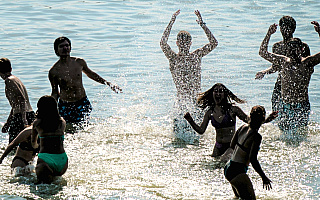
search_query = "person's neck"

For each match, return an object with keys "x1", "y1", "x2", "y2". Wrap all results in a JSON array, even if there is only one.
[
  {"x1": 283, "y1": 35, "x2": 293, "y2": 43},
  {"x1": 0, "y1": 72, "x2": 11, "y2": 80},
  {"x1": 178, "y1": 48, "x2": 190, "y2": 55},
  {"x1": 59, "y1": 55, "x2": 70, "y2": 63}
]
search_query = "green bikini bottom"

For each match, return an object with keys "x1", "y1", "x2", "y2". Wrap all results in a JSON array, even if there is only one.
[{"x1": 38, "y1": 152, "x2": 68, "y2": 173}]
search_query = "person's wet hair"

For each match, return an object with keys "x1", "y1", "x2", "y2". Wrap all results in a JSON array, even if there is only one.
[
  {"x1": 249, "y1": 105, "x2": 266, "y2": 129},
  {"x1": 279, "y1": 16, "x2": 296, "y2": 31},
  {"x1": 197, "y1": 83, "x2": 246, "y2": 110},
  {"x1": 54, "y1": 36, "x2": 72, "y2": 56},
  {"x1": 36, "y1": 95, "x2": 62, "y2": 132},
  {"x1": 177, "y1": 31, "x2": 192, "y2": 46},
  {"x1": 0, "y1": 58, "x2": 12, "y2": 74}
]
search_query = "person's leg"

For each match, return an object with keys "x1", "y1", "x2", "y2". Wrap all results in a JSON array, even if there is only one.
[
  {"x1": 56, "y1": 159, "x2": 68, "y2": 176},
  {"x1": 11, "y1": 157, "x2": 28, "y2": 168},
  {"x1": 36, "y1": 158, "x2": 54, "y2": 184},
  {"x1": 230, "y1": 173, "x2": 256, "y2": 200}
]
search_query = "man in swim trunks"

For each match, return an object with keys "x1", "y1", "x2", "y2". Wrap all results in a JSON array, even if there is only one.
[
  {"x1": 49, "y1": 37, "x2": 122, "y2": 124},
  {"x1": 160, "y1": 10, "x2": 218, "y2": 143},
  {"x1": 259, "y1": 23, "x2": 320, "y2": 132},
  {"x1": 256, "y1": 16, "x2": 310, "y2": 113},
  {"x1": 0, "y1": 58, "x2": 35, "y2": 143}
]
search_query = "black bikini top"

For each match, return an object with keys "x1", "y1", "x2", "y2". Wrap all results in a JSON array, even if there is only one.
[
  {"x1": 19, "y1": 136, "x2": 40, "y2": 155},
  {"x1": 236, "y1": 127, "x2": 254, "y2": 154},
  {"x1": 211, "y1": 110, "x2": 236, "y2": 129}
]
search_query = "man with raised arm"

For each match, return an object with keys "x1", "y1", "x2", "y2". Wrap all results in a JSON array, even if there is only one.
[
  {"x1": 49, "y1": 36, "x2": 122, "y2": 125},
  {"x1": 259, "y1": 23, "x2": 320, "y2": 131},
  {"x1": 255, "y1": 16, "x2": 310, "y2": 113},
  {"x1": 160, "y1": 10, "x2": 218, "y2": 143}
]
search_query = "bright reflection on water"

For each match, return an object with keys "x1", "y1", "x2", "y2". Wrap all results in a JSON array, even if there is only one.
[{"x1": 1, "y1": 0, "x2": 320, "y2": 199}]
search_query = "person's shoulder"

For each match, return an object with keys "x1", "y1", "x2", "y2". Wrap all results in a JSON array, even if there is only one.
[
  {"x1": 272, "y1": 41, "x2": 283, "y2": 47},
  {"x1": 230, "y1": 105, "x2": 243, "y2": 113},
  {"x1": 5, "y1": 75, "x2": 19, "y2": 85},
  {"x1": 74, "y1": 57, "x2": 85, "y2": 62},
  {"x1": 32, "y1": 119, "x2": 40, "y2": 127},
  {"x1": 74, "y1": 57, "x2": 87, "y2": 67},
  {"x1": 49, "y1": 61, "x2": 60, "y2": 72}
]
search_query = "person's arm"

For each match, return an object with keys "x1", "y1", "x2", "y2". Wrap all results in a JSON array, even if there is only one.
[
  {"x1": 0, "y1": 127, "x2": 31, "y2": 164},
  {"x1": 2, "y1": 109, "x2": 13, "y2": 133},
  {"x1": 249, "y1": 134, "x2": 272, "y2": 190},
  {"x1": 31, "y1": 123, "x2": 39, "y2": 149},
  {"x1": 48, "y1": 69, "x2": 60, "y2": 101},
  {"x1": 233, "y1": 106, "x2": 250, "y2": 124},
  {"x1": 264, "y1": 111, "x2": 278, "y2": 123},
  {"x1": 255, "y1": 66, "x2": 278, "y2": 80},
  {"x1": 259, "y1": 24, "x2": 286, "y2": 66},
  {"x1": 184, "y1": 110, "x2": 211, "y2": 134},
  {"x1": 79, "y1": 58, "x2": 122, "y2": 93},
  {"x1": 160, "y1": 10, "x2": 179, "y2": 60},
  {"x1": 256, "y1": 42, "x2": 282, "y2": 80},
  {"x1": 192, "y1": 10, "x2": 218, "y2": 57},
  {"x1": 311, "y1": 21, "x2": 320, "y2": 37}
]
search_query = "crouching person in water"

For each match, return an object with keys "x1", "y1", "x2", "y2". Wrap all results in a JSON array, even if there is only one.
[
  {"x1": 224, "y1": 105, "x2": 272, "y2": 199},
  {"x1": 0, "y1": 126, "x2": 39, "y2": 176},
  {"x1": 31, "y1": 95, "x2": 68, "y2": 183}
]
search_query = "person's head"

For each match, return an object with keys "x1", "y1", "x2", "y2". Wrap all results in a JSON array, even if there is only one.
[
  {"x1": 287, "y1": 38, "x2": 303, "y2": 60},
  {"x1": 249, "y1": 105, "x2": 266, "y2": 130},
  {"x1": 36, "y1": 95, "x2": 62, "y2": 131},
  {"x1": 0, "y1": 58, "x2": 12, "y2": 75},
  {"x1": 279, "y1": 16, "x2": 296, "y2": 39},
  {"x1": 176, "y1": 31, "x2": 192, "y2": 50},
  {"x1": 197, "y1": 83, "x2": 246, "y2": 110},
  {"x1": 54, "y1": 36, "x2": 72, "y2": 57}
]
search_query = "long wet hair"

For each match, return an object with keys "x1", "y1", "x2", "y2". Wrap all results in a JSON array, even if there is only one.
[
  {"x1": 36, "y1": 95, "x2": 63, "y2": 132},
  {"x1": 197, "y1": 83, "x2": 246, "y2": 111},
  {"x1": 249, "y1": 105, "x2": 266, "y2": 130}
]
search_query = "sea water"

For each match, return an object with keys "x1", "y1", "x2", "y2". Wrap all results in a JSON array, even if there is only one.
[{"x1": 1, "y1": 0, "x2": 320, "y2": 199}]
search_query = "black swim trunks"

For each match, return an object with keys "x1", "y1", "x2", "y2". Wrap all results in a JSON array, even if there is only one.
[
  {"x1": 8, "y1": 111, "x2": 35, "y2": 143},
  {"x1": 58, "y1": 96, "x2": 92, "y2": 124}
]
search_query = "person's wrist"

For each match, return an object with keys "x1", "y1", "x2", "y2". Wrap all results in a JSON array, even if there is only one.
[{"x1": 200, "y1": 22, "x2": 206, "y2": 27}]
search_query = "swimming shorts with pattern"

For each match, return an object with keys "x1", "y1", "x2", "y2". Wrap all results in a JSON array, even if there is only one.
[
  {"x1": 278, "y1": 100, "x2": 310, "y2": 131},
  {"x1": 58, "y1": 96, "x2": 92, "y2": 124}
]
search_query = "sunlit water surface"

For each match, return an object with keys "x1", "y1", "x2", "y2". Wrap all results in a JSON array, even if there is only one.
[{"x1": 1, "y1": 0, "x2": 320, "y2": 199}]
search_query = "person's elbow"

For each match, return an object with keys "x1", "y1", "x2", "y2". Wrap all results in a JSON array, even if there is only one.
[{"x1": 259, "y1": 48, "x2": 265, "y2": 57}]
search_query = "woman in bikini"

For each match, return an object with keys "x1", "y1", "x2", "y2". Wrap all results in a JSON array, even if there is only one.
[
  {"x1": 184, "y1": 83, "x2": 277, "y2": 160},
  {"x1": 0, "y1": 126, "x2": 39, "y2": 175},
  {"x1": 31, "y1": 95, "x2": 68, "y2": 183},
  {"x1": 184, "y1": 83, "x2": 249, "y2": 159},
  {"x1": 224, "y1": 105, "x2": 272, "y2": 199}
]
